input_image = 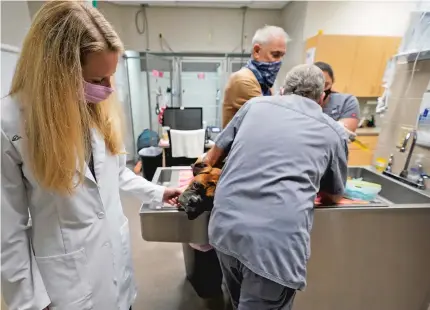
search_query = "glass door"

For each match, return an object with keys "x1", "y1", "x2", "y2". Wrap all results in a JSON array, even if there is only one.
[
  {"x1": 144, "y1": 53, "x2": 174, "y2": 132},
  {"x1": 179, "y1": 58, "x2": 226, "y2": 128},
  {"x1": 227, "y1": 57, "x2": 247, "y2": 76},
  {"x1": 114, "y1": 56, "x2": 135, "y2": 161}
]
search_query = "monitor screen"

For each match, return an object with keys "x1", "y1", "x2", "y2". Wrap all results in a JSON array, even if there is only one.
[{"x1": 162, "y1": 107, "x2": 203, "y2": 130}]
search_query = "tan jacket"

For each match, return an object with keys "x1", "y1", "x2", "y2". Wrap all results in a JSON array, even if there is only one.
[{"x1": 222, "y1": 68, "x2": 263, "y2": 128}]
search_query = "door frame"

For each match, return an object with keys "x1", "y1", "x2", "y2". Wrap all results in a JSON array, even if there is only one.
[
  {"x1": 144, "y1": 52, "x2": 175, "y2": 130},
  {"x1": 227, "y1": 57, "x2": 248, "y2": 75},
  {"x1": 122, "y1": 52, "x2": 252, "y2": 134}
]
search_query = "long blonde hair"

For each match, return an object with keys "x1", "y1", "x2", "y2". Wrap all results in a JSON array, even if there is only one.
[{"x1": 10, "y1": 1, "x2": 124, "y2": 194}]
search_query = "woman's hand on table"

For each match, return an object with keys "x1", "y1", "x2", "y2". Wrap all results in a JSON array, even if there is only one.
[{"x1": 163, "y1": 187, "x2": 184, "y2": 205}]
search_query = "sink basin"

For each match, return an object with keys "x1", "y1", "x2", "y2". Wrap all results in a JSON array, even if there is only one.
[
  {"x1": 348, "y1": 167, "x2": 430, "y2": 204},
  {"x1": 140, "y1": 167, "x2": 210, "y2": 243},
  {"x1": 140, "y1": 166, "x2": 430, "y2": 243}
]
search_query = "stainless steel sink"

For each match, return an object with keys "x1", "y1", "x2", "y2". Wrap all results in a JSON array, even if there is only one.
[
  {"x1": 156, "y1": 168, "x2": 178, "y2": 188},
  {"x1": 140, "y1": 166, "x2": 430, "y2": 243},
  {"x1": 348, "y1": 167, "x2": 430, "y2": 204},
  {"x1": 140, "y1": 167, "x2": 210, "y2": 243}
]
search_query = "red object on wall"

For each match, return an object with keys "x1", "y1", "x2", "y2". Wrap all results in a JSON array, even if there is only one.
[
  {"x1": 197, "y1": 72, "x2": 205, "y2": 80},
  {"x1": 158, "y1": 106, "x2": 166, "y2": 125},
  {"x1": 152, "y1": 70, "x2": 159, "y2": 77}
]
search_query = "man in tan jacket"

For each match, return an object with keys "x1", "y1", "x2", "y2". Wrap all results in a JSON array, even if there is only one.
[{"x1": 222, "y1": 25, "x2": 289, "y2": 128}]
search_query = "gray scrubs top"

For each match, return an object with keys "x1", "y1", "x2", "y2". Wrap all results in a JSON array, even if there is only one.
[
  {"x1": 208, "y1": 94, "x2": 348, "y2": 290},
  {"x1": 322, "y1": 92, "x2": 360, "y2": 121}
]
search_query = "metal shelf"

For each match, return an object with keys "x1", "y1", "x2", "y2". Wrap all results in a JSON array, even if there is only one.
[{"x1": 394, "y1": 49, "x2": 430, "y2": 63}]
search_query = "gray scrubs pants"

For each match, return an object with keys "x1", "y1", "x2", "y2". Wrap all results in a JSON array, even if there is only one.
[{"x1": 217, "y1": 251, "x2": 296, "y2": 310}]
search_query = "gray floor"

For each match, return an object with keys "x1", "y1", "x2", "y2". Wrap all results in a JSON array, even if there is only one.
[{"x1": 122, "y1": 194, "x2": 227, "y2": 310}]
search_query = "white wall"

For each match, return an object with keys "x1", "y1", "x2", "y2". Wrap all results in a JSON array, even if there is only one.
[
  {"x1": 275, "y1": 1, "x2": 308, "y2": 90},
  {"x1": 303, "y1": 1, "x2": 418, "y2": 40},
  {"x1": 26, "y1": 1, "x2": 44, "y2": 20},
  {"x1": 98, "y1": 3, "x2": 282, "y2": 52},
  {"x1": 1, "y1": 1, "x2": 32, "y2": 100},
  {"x1": 274, "y1": 0, "x2": 419, "y2": 89},
  {"x1": 1, "y1": 1, "x2": 32, "y2": 47}
]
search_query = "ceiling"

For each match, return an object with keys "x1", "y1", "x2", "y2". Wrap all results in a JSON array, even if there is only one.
[{"x1": 105, "y1": 1, "x2": 290, "y2": 9}]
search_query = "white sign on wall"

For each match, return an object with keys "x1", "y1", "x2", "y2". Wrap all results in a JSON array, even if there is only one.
[
  {"x1": 416, "y1": 92, "x2": 430, "y2": 148},
  {"x1": 305, "y1": 47, "x2": 316, "y2": 65}
]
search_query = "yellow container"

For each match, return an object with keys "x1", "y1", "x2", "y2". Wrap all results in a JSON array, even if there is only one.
[
  {"x1": 375, "y1": 157, "x2": 387, "y2": 172},
  {"x1": 161, "y1": 126, "x2": 170, "y2": 141}
]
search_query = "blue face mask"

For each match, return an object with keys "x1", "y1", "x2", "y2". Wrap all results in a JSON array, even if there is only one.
[{"x1": 245, "y1": 59, "x2": 282, "y2": 96}]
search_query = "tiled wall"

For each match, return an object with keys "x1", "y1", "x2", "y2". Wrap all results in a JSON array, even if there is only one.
[{"x1": 373, "y1": 59, "x2": 430, "y2": 181}]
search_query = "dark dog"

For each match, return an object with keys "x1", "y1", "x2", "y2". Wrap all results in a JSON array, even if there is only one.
[{"x1": 178, "y1": 161, "x2": 223, "y2": 220}]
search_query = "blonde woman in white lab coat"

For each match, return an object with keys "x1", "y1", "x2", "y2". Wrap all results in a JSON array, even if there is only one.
[{"x1": 1, "y1": 2, "x2": 181, "y2": 310}]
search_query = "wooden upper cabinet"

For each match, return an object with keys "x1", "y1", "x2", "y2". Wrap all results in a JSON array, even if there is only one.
[
  {"x1": 304, "y1": 35, "x2": 401, "y2": 97},
  {"x1": 349, "y1": 36, "x2": 401, "y2": 97},
  {"x1": 305, "y1": 35, "x2": 359, "y2": 93},
  {"x1": 349, "y1": 36, "x2": 387, "y2": 97}
]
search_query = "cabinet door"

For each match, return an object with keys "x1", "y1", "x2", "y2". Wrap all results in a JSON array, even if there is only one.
[
  {"x1": 349, "y1": 37, "x2": 386, "y2": 97},
  {"x1": 348, "y1": 136, "x2": 379, "y2": 151},
  {"x1": 349, "y1": 37, "x2": 402, "y2": 97},
  {"x1": 313, "y1": 36, "x2": 359, "y2": 93},
  {"x1": 348, "y1": 150, "x2": 374, "y2": 166}
]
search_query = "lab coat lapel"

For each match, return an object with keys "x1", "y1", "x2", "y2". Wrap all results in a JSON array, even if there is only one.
[
  {"x1": 90, "y1": 128, "x2": 106, "y2": 182},
  {"x1": 76, "y1": 158, "x2": 97, "y2": 184},
  {"x1": 75, "y1": 129, "x2": 106, "y2": 184}
]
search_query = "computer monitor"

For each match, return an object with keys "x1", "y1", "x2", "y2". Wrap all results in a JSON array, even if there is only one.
[{"x1": 162, "y1": 107, "x2": 203, "y2": 130}]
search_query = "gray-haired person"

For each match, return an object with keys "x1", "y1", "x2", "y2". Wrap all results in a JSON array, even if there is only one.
[
  {"x1": 204, "y1": 64, "x2": 348, "y2": 309},
  {"x1": 222, "y1": 25, "x2": 289, "y2": 128}
]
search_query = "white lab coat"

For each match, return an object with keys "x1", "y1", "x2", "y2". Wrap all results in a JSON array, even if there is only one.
[{"x1": 1, "y1": 96, "x2": 165, "y2": 310}]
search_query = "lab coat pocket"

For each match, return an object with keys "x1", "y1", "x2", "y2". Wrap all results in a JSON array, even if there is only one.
[
  {"x1": 120, "y1": 219, "x2": 134, "y2": 282},
  {"x1": 35, "y1": 248, "x2": 93, "y2": 310}
]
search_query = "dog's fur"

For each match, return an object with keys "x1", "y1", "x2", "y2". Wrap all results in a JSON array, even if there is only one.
[
  {"x1": 191, "y1": 165, "x2": 222, "y2": 197},
  {"x1": 178, "y1": 157, "x2": 224, "y2": 220}
]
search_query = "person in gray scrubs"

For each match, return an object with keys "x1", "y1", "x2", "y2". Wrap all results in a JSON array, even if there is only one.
[
  {"x1": 203, "y1": 64, "x2": 348, "y2": 310},
  {"x1": 314, "y1": 61, "x2": 360, "y2": 132}
]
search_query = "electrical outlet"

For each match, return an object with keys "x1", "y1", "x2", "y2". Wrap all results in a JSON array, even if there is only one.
[{"x1": 397, "y1": 126, "x2": 414, "y2": 148}]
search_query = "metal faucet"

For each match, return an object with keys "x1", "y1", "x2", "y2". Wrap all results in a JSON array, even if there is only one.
[
  {"x1": 399, "y1": 130, "x2": 418, "y2": 178},
  {"x1": 385, "y1": 154, "x2": 394, "y2": 172},
  {"x1": 417, "y1": 164, "x2": 429, "y2": 190}
]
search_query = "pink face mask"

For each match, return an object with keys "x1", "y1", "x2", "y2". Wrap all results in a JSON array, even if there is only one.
[{"x1": 84, "y1": 81, "x2": 114, "y2": 103}]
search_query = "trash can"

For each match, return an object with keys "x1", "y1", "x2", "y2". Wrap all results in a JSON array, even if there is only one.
[
  {"x1": 139, "y1": 147, "x2": 163, "y2": 181},
  {"x1": 182, "y1": 243, "x2": 224, "y2": 299}
]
